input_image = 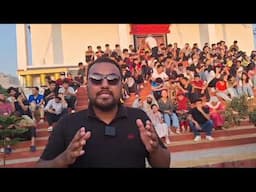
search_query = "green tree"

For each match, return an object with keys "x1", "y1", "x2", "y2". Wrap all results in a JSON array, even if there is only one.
[
  {"x1": 0, "y1": 84, "x2": 7, "y2": 96},
  {"x1": 0, "y1": 115, "x2": 28, "y2": 167}
]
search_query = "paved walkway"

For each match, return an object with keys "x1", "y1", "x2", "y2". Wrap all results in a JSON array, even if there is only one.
[{"x1": 171, "y1": 143, "x2": 256, "y2": 167}]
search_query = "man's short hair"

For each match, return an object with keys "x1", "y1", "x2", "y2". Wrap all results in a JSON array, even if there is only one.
[
  {"x1": 123, "y1": 48, "x2": 128, "y2": 53},
  {"x1": 7, "y1": 87, "x2": 18, "y2": 94},
  {"x1": 87, "y1": 57, "x2": 123, "y2": 79},
  {"x1": 34, "y1": 86, "x2": 39, "y2": 91},
  {"x1": 63, "y1": 79, "x2": 70, "y2": 84},
  {"x1": 156, "y1": 64, "x2": 164, "y2": 68},
  {"x1": 49, "y1": 80, "x2": 56, "y2": 85},
  {"x1": 151, "y1": 104, "x2": 158, "y2": 109}
]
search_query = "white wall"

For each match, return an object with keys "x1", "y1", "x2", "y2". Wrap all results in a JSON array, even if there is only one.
[
  {"x1": 167, "y1": 24, "x2": 201, "y2": 48},
  {"x1": 61, "y1": 24, "x2": 120, "y2": 65},
  {"x1": 26, "y1": 24, "x2": 255, "y2": 68},
  {"x1": 215, "y1": 24, "x2": 254, "y2": 53}
]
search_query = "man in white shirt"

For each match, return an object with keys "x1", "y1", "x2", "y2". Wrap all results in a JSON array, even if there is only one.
[
  {"x1": 44, "y1": 94, "x2": 68, "y2": 131},
  {"x1": 58, "y1": 79, "x2": 77, "y2": 113},
  {"x1": 151, "y1": 64, "x2": 169, "y2": 82},
  {"x1": 145, "y1": 35, "x2": 158, "y2": 59}
]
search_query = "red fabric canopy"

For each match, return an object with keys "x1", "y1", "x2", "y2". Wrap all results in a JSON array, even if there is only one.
[{"x1": 130, "y1": 24, "x2": 170, "y2": 35}]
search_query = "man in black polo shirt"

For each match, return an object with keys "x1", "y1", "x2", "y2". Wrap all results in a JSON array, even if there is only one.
[
  {"x1": 37, "y1": 57, "x2": 170, "y2": 168},
  {"x1": 188, "y1": 99, "x2": 214, "y2": 142}
]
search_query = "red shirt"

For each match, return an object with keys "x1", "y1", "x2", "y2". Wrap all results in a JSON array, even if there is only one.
[
  {"x1": 191, "y1": 80, "x2": 204, "y2": 88},
  {"x1": 216, "y1": 81, "x2": 227, "y2": 91},
  {"x1": 177, "y1": 96, "x2": 189, "y2": 111},
  {"x1": 0, "y1": 103, "x2": 13, "y2": 115}
]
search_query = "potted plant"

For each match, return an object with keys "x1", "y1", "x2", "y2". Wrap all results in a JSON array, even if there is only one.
[
  {"x1": 223, "y1": 95, "x2": 249, "y2": 128},
  {"x1": 249, "y1": 109, "x2": 256, "y2": 127},
  {"x1": 0, "y1": 115, "x2": 28, "y2": 167}
]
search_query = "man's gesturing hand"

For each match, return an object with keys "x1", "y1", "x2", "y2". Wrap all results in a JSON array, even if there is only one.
[
  {"x1": 136, "y1": 119, "x2": 160, "y2": 153},
  {"x1": 60, "y1": 127, "x2": 91, "y2": 166}
]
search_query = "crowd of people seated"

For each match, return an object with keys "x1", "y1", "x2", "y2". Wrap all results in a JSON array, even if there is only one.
[
  {"x1": 1, "y1": 39, "x2": 256, "y2": 154},
  {"x1": 0, "y1": 64, "x2": 86, "y2": 154},
  {"x1": 85, "y1": 40, "x2": 256, "y2": 144}
]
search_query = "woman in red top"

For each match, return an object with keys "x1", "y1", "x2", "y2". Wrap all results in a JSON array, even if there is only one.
[
  {"x1": 215, "y1": 73, "x2": 232, "y2": 101},
  {"x1": 176, "y1": 92, "x2": 190, "y2": 133},
  {"x1": 206, "y1": 96, "x2": 225, "y2": 129}
]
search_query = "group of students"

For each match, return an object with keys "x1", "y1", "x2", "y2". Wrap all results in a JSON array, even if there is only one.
[
  {"x1": 81, "y1": 39, "x2": 255, "y2": 143},
  {"x1": 0, "y1": 69, "x2": 84, "y2": 154}
]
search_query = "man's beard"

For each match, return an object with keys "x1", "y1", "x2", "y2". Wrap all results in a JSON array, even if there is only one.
[
  {"x1": 92, "y1": 99, "x2": 117, "y2": 112},
  {"x1": 147, "y1": 100, "x2": 152, "y2": 105},
  {"x1": 89, "y1": 91, "x2": 119, "y2": 112}
]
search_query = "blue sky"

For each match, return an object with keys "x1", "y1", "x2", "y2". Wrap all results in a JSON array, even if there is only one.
[{"x1": 0, "y1": 24, "x2": 17, "y2": 77}]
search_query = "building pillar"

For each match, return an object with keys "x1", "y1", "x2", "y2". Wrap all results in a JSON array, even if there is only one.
[
  {"x1": 25, "y1": 75, "x2": 33, "y2": 87},
  {"x1": 199, "y1": 24, "x2": 216, "y2": 47},
  {"x1": 52, "y1": 24, "x2": 64, "y2": 64},
  {"x1": 16, "y1": 24, "x2": 29, "y2": 71},
  {"x1": 40, "y1": 73, "x2": 46, "y2": 86},
  {"x1": 208, "y1": 24, "x2": 216, "y2": 45},
  {"x1": 118, "y1": 24, "x2": 131, "y2": 50}
]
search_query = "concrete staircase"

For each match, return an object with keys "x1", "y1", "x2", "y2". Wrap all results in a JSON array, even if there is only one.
[{"x1": 1, "y1": 83, "x2": 256, "y2": 167}]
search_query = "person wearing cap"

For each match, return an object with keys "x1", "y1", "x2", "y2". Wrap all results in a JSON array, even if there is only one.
[
  {"x1": 44, "y1": 94, "x2": 68, "y2": 132},
  {"x1": 58, "y1": 79, "x2": 77, "y2": 113},
  {"x1": 206, "y1": 96, "x2": 225, "y2": 130},
  {"x1": 188, "y1": 98, "x2": 214, "y2": 141}
]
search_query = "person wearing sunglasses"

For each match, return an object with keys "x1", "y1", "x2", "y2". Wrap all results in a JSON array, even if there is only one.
[{"x1": 37, "y1": 57, "x2": 170, "y2": 168}]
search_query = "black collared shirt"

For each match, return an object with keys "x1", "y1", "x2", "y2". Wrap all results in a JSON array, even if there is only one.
[{"x1": 40, "y1": 104, "x2": 155, "y2": 168}]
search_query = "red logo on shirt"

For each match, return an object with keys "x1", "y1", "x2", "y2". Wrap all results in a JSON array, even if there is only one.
[{"x1": 128, "y1": 133, "x2": 135, "y2": 140}]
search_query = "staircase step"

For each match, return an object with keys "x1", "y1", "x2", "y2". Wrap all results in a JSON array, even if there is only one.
[
  {"x1": 168, "y1": 133, "x2": 256, "y2": 152},
  {"x1": 14, "y1": 136, "x2": 48, "y2": 148},
  {"x1": 6, "y1": 81, "x2": 256, "y2": 167},
  {"x1": 170, "y1": 125, "x2": 256, "y2": 142},
  {"x1": 3, "y1": 161, "x2": 37, "y2": 168},
  {"x1": 171, "y1": 143, "x2": 256, "y2": 167},
  {"x1": 0, "y1": 149, "x2": 44, "y2": 161}
]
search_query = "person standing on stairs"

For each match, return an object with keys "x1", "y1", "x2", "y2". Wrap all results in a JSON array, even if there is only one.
[{"x1": 37, "y1": 57, "x2": 170, "y2": 168}]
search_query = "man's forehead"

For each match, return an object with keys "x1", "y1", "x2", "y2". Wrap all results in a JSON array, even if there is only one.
[{"x1": 89, "y1": 62, "x2": 120, "y2": 73}]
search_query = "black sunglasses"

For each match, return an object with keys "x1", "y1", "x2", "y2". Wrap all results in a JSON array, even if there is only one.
[{"x1": 89, "y1": 73, "x2": 120, "y2": 86}]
